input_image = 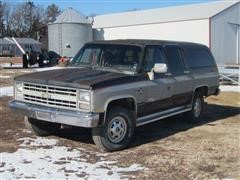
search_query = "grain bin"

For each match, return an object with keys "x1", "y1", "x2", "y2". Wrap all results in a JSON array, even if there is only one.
[{"x1": 48, "y1": 8, "x2": 93, "y2": 57}]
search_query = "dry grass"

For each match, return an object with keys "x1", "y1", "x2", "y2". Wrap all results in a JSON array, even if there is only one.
[{"x1": 0, "y1": 68, "x2": 239, "y2": 179}]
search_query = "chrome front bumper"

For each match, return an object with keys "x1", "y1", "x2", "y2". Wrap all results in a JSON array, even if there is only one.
[{"x1": 9, "y1": 100, "x2": 99, "y2": 128}]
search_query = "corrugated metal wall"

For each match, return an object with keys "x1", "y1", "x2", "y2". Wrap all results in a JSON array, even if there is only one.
[
  {"x1": 211, "y1": 3, "x2": 240, "y2": 65},
  {"x1": 48, "y1": 24, "x2": 60, "y2": 55},
  {"x1": 61, "y1": 24, "x2": 92, "y2": 57},
  {"x1": 48, "y1": 23, "x2": 92, "y2": 57}
]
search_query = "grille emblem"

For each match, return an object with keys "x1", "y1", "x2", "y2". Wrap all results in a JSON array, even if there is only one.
[{"x1": 41, "y1": 92, "x2": 51, "y2": 99}]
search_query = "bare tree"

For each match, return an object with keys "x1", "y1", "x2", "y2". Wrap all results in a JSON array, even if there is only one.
[
  {"x1": 0, "y1": 1, "x2": 6, "y2": 36},
  {"x1": 3, "y1": 2, "x2": 12, "y2": 36},
  {"x1": 1, "y1": 1, "x2": 61, "y2": 50},
  {"x1": 6, "y1": 1, "x2": 46, "y2": 38},
  {"x1": 46, "y1": 3, "x2": 61, "y2": 23},
  {"x1": 9, "y1": 5, "x2": 26, "y2": 36},
  {"x1": 32, "y1": 6, "x2": 47, "y2": 39}
]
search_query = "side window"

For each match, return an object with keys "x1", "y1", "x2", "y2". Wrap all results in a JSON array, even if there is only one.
[
  {"x1": 3, "y1": 46, "x2": 10, "y2": 51},
  {"x1": 184, "y1": 47, "x2": 215, "y2": 68},
  {"x1": 144, "y1": 46, "x2": 167, "y2": 72},
  {"x1": 122, "y1": 49, "x2": 139, "y2": 68},
  {"x1": 165, "y1": 46, "x2": 185, "y2": 75},
  {"x1": 102, "y1": 45, "x2": 141, "y2": 70}
]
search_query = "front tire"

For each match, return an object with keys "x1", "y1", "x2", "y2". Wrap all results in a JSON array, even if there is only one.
[
  {"x1": 92, "y1": 107, "x2": 135, "y2": 152},
  {"x1": 25, "y1": 117, "x2": 61, "y2": 136}
]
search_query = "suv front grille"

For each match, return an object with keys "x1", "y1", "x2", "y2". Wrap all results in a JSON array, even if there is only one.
[{"x1": 23, "y1": 83, "x2": 77, "y2": 110}]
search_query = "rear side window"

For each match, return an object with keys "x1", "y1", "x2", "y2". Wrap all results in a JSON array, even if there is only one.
[
  {"x1": 165, "y1": 46, "x2": 185, "y2": 75},
  {"x1": 184, "y1": 47, "x2": 215, "y2": 68}
]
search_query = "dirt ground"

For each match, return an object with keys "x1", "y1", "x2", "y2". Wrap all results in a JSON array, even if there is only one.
[
  {"x1": 0, "y1": 68, "x2": 33, "y2": 87},
  {"x1": 0, "y1": 68, "x2": 239, "y2": 179}
]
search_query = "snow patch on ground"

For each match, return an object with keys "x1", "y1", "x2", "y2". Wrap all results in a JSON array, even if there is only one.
[
  {"x1": 0, "y1": 63, "x2": 22, "y2": 68},
  {"x1": 4, "y1": 71, "x2": 14, "y2": 74},
  {"x1": 0, "y1": 75, "x2": 11, "y2": 79},
  {"x1": 0, "y1": 137, "x2": 145, "y2": 179},
  {"x1": 20, "y1": 70, "x2": 33, "y2": 73},
  {"x1": 18, "y1": 137, "x2": 58, "y2": 147},
  {"x1": 0, "y1": 86, "x2": 13, "y2": 97},
  {"x1": 220, "y1": 85, "x2": 240, "y2": 93}
]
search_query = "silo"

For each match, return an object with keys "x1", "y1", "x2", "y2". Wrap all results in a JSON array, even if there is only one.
[{"x1": 48, "y1": 8, "x2": 93, "y2": 57}]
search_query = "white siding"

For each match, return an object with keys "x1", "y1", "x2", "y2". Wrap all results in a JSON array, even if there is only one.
[
  {"x1": 238, "y1": 25, "x2": 240, "y2": 64},
  {"x1": 211, "y1": 2, "x2": 240, "y2": 65},
  {"x1": 93, "y1": 1, "x2": 236, "y2": 29},
  {"x1": 94, "y1": 19, "x2": 210, "y2": 46}
]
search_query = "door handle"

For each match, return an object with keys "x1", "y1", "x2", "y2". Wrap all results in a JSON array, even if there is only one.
[{"x1": 184, "y1": 70, "x2": 190, "y2": 74}]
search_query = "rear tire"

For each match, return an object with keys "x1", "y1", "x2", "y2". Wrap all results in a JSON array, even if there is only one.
[
  {"x1": 92, "y1": 106, "x2": 134, "y2": 152},
  {"x1": 25, "y1": 117, "x2": 61, "y2": 136},
  {"x1": 186, "y1": 92, "x2": 204, "y2": 123}
]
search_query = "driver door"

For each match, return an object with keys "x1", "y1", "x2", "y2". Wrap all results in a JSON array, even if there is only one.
[{"x1": 138, "y1": 45, "x2": 174, "y2": 117}]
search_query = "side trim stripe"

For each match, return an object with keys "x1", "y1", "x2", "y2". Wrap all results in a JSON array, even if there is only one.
[{"x1": 136, "y1": 105, "x2": 191, "y2": 126}]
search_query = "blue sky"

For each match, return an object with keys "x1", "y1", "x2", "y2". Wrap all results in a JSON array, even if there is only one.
[{"x1": 12, "y1": 0, "x2": 219, "y2": 16}]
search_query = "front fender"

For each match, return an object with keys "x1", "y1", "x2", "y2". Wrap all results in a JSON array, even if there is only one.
[{"x1": 103, "y1": 95, "x2": 137, "y2": 113}]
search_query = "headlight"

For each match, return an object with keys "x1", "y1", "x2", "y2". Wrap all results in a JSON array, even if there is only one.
[
  {"x1": 78, "y1": 91, "x2": 90, "y2": 110},
  {"x1": 15, "y1": 82, "x2": 23, "y2": 92},
  {"x1": 79, "y1": 91, "x2": 90, "y2": 102},
  {"x1": 15, "y1": 81, "x2": 23, "y2": 100}
]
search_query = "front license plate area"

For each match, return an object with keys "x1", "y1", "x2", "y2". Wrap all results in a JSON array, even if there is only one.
[{"x1": 36, "y1": 111, "x2": 52, "y2": 121}]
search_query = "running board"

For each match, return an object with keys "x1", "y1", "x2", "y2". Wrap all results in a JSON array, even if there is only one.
[{"x1": 136, "y1": 105, "x2": 192, "y2": 127}]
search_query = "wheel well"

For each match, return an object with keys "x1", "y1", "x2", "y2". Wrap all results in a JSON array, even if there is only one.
[
  {"x1": 98, "y1": 98, "x2": 137, "y2": 126},
  {"x1": 195, "y1": 86, "x2": 208, "y2": 97},
  {"x1": 106, "y1": 98, "x2": 136, "y2": 113},
  {"x1": 98, "y1": 98, "x2": 136, "y2": 126}
]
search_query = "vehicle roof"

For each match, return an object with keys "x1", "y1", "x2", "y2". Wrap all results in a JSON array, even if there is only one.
[{"x1": 87, "y1": 39, "x2": 207, "y2": 48}]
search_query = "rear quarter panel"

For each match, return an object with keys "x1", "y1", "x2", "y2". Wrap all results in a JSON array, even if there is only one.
[{"x1": 191, "y1": 66, "x2": 219, "y2": 95}]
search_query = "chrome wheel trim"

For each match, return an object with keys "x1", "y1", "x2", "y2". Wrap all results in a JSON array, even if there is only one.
[
  {"x1": 193, "y1": 98, "x2": 201, "y2": 118},
  {"x1": 107, "y1": 116, "x2": 127, "y2": 143}
]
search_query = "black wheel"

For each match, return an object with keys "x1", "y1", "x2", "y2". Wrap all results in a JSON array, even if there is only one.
[
  {"x1": 186, "y1": 92, "x2": 204, "y2": 123},
  {"x1": 92, "y1": 106, "x2": 135, "y2": 152},
  {"x1": 25, "y1": 117, "x2": 61, "y2": 136}
]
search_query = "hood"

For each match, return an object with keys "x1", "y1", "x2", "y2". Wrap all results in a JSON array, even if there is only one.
[{"x1": 15, "y1": 67, "x2": 146, "y2": 90}]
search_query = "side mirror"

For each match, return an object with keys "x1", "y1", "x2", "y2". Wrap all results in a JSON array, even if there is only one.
[
  {"x1": 148, "y1": 63, "x2": 168, "y2": 80},
  {"x1": 153, "y1": 63, "x2": 168, "y2": 73}
]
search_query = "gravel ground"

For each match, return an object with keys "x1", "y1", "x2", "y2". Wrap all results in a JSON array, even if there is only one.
[
  {"x1": 0, "y1": 69, "x2": 33, "y2": 87},
  {"x1": 0, "y1": 69, "x2": 239, "y2": 179}
]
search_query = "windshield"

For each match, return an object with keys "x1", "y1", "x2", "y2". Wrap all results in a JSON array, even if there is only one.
[{"x1": 70, "y1": 44, "x2": 142, "y2": 72}]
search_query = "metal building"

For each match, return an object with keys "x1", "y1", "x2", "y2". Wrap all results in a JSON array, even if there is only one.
[
  {"x1": 48, "y1": 8, "x2": 93, "y2": 57},
  {"x1": 93, "y1": 1, "x2": 240, "y2": 66}
]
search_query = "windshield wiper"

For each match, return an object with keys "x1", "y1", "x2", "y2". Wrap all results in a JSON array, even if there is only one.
[
  {"x1": 92, "y1": 65, "x2": 136, "y2": 74},
  {"x1": 69, "y1": 63, "x2": 91, "y2": 68},
  {"x1": 104, "y1": 66, "x2": 126, "y2": 73},
  {"x1": 91, "y1": 65, "x2": 101, "y2": 70}
]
